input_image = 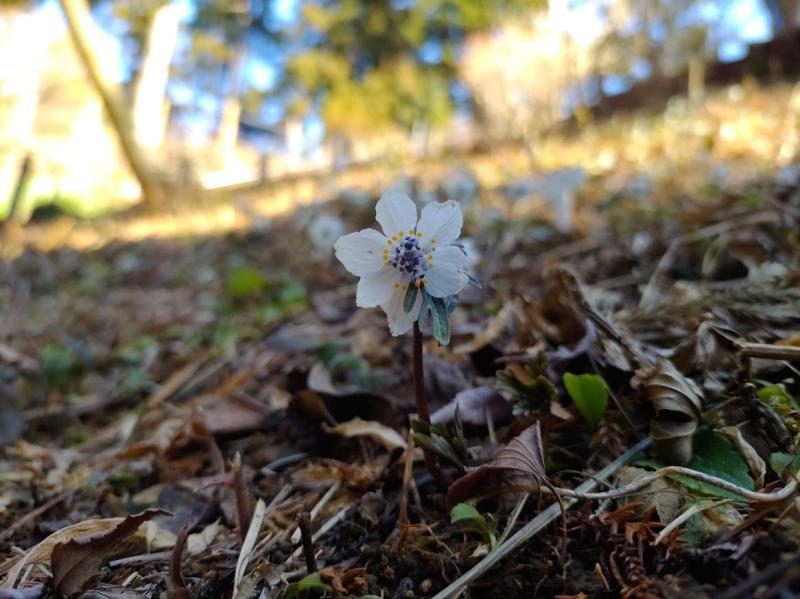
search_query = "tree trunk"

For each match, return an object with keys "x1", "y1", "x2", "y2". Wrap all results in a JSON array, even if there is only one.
[
  {"x1": 217, "y1": 44, "x2": 246, "y2": 162},
  {"x1": 688, "y1": 55, "x2": 705, "y2": 107},
  {"x1": 132, "y1": 3, "x2": 181, "y2": 150},
  {"x1": 763, "y1": 0, "x2": 800, "y2": 32},
  {"x1": 58, "y1": 0, "x2": 165, "y2": 209}
]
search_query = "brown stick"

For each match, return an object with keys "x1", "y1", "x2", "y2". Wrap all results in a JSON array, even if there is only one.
[
  {"x1": 167, "y1": 527, "x2": 189, "y2": 599},
  {"x1": 396, "y1": 428, "x2": 415, "y2": 552},
  {"x1": 232, "y1": 454, "x2": 254, "y2": 547},
  {"x1": 737, "y1": 342, "x2": 800, "y2": 361},
  {"x1": 297, "y1": 512, "x2": 317, "y2": 574},
  {"x1": 412, "y1": 323, "x2": 451, "y2": 488}
]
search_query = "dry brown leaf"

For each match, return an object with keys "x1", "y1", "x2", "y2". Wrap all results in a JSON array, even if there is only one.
[
  {"x1": 1, "y1": 519, "x2": 125, "y2": 585},
  {"x1": 446, "y1": 421, "x2": 548, "y2": 508},
  {"x1": 137, "y1": 521, "x2": 177, "y2": 551},
  {"x1": 50, "y1": 509, "x2": 169, "y2": 598},
  {"x1": 201, "y1": 396, "x2": 269, "y2": 436},
  {"x1": 632, "y1": 359, "x2": 704, "y2": 465},
  {"x1": 323, "y1": 418, "x2": 406, "y2": 451},
  {"x1": 186, "y1": 521, "x2": 220, "y2": 555},
  {"x1": 615, "y1": 466, "x2": 684, "y2": 523},
  {"x1": 318, "y1": 567, "x2": 368, "y2": 595}
]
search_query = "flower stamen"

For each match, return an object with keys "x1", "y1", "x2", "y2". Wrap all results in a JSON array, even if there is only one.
[{"x1": 385, "y1": 234, "x2": 430, "y2": 286}]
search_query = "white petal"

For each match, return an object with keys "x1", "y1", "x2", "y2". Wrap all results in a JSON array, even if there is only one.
[
  {"x1": 356, "y1": 268, "x2": 399, "y2": 308},
  {"x1": 376, "y1": 189, "x2": 417, "y2": 238},
  {"x1": 425, "y1": 245, "x2": 468, "y2": 298},
  {"x1": 334, "y1": 229, "x2": 389, "y2": 276},
  {"x1": 380, "y1": 284, "x2": 422, "y2": 336},
  {"x1": 417, "y1": 200, "x2": 462, "y2": 247}
]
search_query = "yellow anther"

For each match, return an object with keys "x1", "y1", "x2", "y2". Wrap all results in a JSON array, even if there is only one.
[
  {"x1": 387, "y1": 239, "x2": 392, "y2": 245},
  {"x1": 417, "y1": 231, "x2": 423, "y2": 237},
  {"x1": 415, "y1": 280, "x2": 421, "y2": 288},
  {"x1": 398, "y1": 230, "x2": 404, "y2": 236},
  {"x1": 431, "y1": 239, "x2": 436, "y2": 244},
  {"x1": 391, "y1": 236, "x2": 397, "y2": 241},
  {"x1": 427, "y1": 254, "x2": 433, "y2": 260}
]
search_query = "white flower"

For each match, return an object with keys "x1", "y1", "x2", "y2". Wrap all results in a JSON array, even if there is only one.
[{"x1": 334, "y1": 189, "x2": 470, "y2": 336}]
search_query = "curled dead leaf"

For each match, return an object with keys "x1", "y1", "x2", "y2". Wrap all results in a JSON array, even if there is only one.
[
  {"x1": 446, "y1": 422, "x2": 548, "y2": 509},
  {"x1": 649, "y1": 419, "x2": 696, "y2": 467},
  {"x1": 632, "y1": 359, "x2": 704, "y2": 465}
]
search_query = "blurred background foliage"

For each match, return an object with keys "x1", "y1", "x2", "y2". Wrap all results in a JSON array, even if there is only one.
[{"x1": 0, "y1": 0, "x2": 799, "y2": 216}]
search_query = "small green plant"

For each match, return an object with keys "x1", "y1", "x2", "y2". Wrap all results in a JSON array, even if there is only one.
[
  {"x1": 40, "y1": 344, "x2": 74, "y2": 383},
  {"x1": 563, "y1": 372, "x2": 609, "y2": 432},
  {"x1": 283, "y1": 573, "x2": 332, "y2": 599},
  {"x1": 450, "y1": 503, "x2": 497, "y2": 549},
  {"x1": 756, "y1": 382, "x2": 799, "y2": 412},
  {"x1": 770, "y1": 452, "x2": 800, "y2": 478},
  {"x1": 225, "y1": 265, "x2": 269, "y2": 298},
  {"x1": 411, "y1": 409, "x2": 469, "y2": 473}
]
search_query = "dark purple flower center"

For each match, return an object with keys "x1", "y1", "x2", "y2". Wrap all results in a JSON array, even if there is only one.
[{"x1": 389, "y1": 235, "x2": 428, "y2": 282}]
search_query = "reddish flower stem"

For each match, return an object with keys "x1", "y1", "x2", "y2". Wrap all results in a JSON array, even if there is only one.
[{"x1": 412, "y1": 322, "x2": 451, "y2": 488}]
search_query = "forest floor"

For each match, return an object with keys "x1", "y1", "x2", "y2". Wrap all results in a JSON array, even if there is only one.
[{"x1": 1, "y1": 84, "x2": 800, "y2": 598}]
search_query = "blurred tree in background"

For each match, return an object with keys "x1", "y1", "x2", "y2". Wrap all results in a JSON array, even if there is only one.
[
  {"x1": 59, "y1": 0, "x2": 167, "y2": 207},
  {"x1": 281, "y1": 0, "x2": 538, "y2": 136},
  {"x1": 181, "y1": 0, "x2": 281, "y2": 157}
]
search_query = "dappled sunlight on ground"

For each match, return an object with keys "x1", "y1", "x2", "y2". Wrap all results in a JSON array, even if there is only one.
[{"x1": 4, "y1": 81, "x2": 796, "y2": 262}]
